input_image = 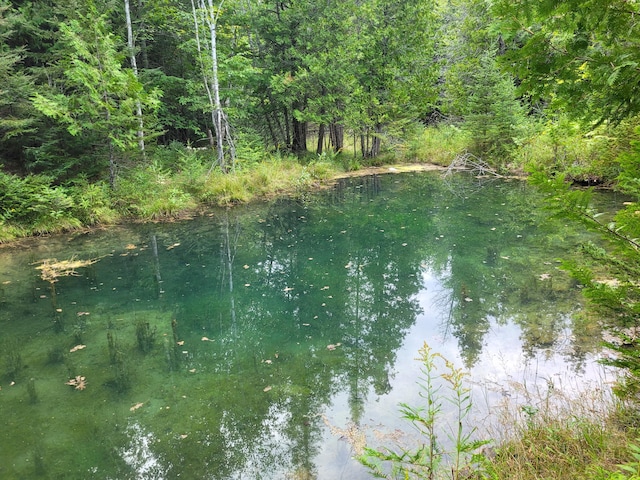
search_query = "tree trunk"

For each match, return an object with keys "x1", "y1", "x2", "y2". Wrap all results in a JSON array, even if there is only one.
[
  {"x1": 316, "y1": 123, "x2": 324, "y2": 155},
  {"x1": 329, "y1": 123, "x2": 343, "y2": 152},
  {"x1": 205, "y1": 0, "x2": 225, "y2": 171},
  {"x1": 370, "y1": 123, "x2": 383, "y2": 157},
  {"x1": 192, "y1": 0, "x2": 235, "y2": 173},
  {"x1": 137, "y1": 0, "x2": 149, "y2": 69},
  {"x1": 124, "y1": 0, "x2": 145, "y2": 153},
  {"x1": 108, "y1": 140, "x2": 117, "y2": 189},
  {"x1": 292, "y1": 116, "x2": 307, "y2": 154}
]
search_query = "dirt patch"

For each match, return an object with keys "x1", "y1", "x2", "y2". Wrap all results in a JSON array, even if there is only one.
[{"x1": 332, "y1": 163, "x2": 447, "y2": 180}]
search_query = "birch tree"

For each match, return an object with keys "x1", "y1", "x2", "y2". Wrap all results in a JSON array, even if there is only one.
[
  {"x1": 191, "y1": 0, "x2": 235, "y2": 173},
  {"x1": 124, "y1": 0, "x2": 145, "y2": 153}
]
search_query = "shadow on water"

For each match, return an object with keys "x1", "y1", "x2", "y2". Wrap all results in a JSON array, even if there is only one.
[{"x1": 0, "y1": 172, "x2": 615, "y2": 478}]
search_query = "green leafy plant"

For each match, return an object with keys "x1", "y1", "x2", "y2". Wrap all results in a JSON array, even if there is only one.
[{"x1": 359, "y1": 342, "x2": 491, "y2": 479}]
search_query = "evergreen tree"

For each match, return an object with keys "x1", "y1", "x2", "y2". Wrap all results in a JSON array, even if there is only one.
[
  {"x1": 32, "y1": 1, "x2": 160, "y2": 187},
  {"x1": 0, "y1": 2, "x2": 37, "y2": 171},
  {"x1": 439, "y1": 0, "x2": 526, "y2": 163}
]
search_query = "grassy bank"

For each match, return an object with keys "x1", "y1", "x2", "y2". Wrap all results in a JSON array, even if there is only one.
[
  {"x1": 485, "y1": 385, "x2": 640, "y2": 479},
  {"x1": 2, "y1": 120, "x2": 632, "y2": 244},
  {"x1": 0, "y1": 149, "x2": 345, "y2": 243}
]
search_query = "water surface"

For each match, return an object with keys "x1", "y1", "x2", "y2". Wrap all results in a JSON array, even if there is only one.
[{"x1": 0, "y1": 172, "x2": 615, "y2": 479}]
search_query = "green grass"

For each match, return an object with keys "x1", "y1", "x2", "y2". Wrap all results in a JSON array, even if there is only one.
[
  {"x1": 486, "y1": 385, "x2": 638, "y2": 480},
  {"x1": 408, "y1": 124, "x2": 472, "y2": 166}
]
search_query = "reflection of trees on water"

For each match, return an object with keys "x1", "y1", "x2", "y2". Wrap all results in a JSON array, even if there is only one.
[
  {"x1": 135, "y1": 173, "x2": 602, "y2": 475},
  {"x1": 0, "y1": 172, "x2": 611, "y2": 478},
  {"x1": 425, "y1": 175, "x2": 596, "y2": 369}
]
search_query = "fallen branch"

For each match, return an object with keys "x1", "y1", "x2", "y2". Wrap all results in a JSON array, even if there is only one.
[{"x1": 444, "y1": 152, "x2": 504, "y2": 178}]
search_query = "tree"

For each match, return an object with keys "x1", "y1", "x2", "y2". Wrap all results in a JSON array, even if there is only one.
[
  {"x1": 32, "y1": 1, "x2": 160, "y2": 187},
  {"x1": 438, "y1": 0, "x2": 526, "y2": 163},
  {"x1": 493, "y1": 0, "x2": 640, "y2": 125},
  {"x1": 191, "y1": 0, "x2": 235, "y2": 172},
  {"x1": 0, "y1": 2, "x2": 37, "y2": 169},
  {"x1": 124, "y1": 0, "x2": 146, "y2": 153},
  {"x1": 349, "y1": 0, "x2": 439, "y2": 158}
]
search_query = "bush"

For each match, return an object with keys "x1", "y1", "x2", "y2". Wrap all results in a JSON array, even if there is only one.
[{"x1": 0, "y1": 171, "x2": 81, "y2": 236}]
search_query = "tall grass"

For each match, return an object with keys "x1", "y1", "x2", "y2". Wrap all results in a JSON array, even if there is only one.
[
  {"x1": 482, "y1": 370, "x2": 636, "y2": 480},
  {"x1": 511, "y1": 119, "x2": 630, "y2": 183},
  {"x1": 408, "y1": 125, "x2": 472, "y2": 166}
]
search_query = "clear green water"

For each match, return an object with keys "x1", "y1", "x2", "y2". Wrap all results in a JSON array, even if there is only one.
[{"x1": 0, "y1": 172, "x2": 618, "y2": 479}]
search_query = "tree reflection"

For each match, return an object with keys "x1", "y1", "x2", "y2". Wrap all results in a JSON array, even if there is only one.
[{"x1": 0, "y1": 172, "x2": 609, "y2": 479}]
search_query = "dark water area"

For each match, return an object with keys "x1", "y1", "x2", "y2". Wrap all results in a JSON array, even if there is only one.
[{"x1": 0, "y1": 172, "x2": 619, "y2": 479}]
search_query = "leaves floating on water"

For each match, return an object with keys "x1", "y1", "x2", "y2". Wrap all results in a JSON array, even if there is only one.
[
  {"x1": 65, "y1": 375, "x2": 87, "y2": 390},
  {"x1": 35, "y1": 257, "x2": 100, "y2": 283}
]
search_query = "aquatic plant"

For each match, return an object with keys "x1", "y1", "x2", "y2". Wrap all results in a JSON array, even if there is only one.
[
  {"x1": 52, "y1": 310, "x2": 65, "y2": 333},
  {"x1": 47, "y1": 345, "x2": 65, "y2": 365},
  {"x1": 135, "y1": 320, "x2": 156, "y2": 354},
  {"x1": 107, "y1": 331, "x2": 118, "y2": 365},
  {"x1": 72, "y1": 317, "x2": 89, "y2": 344},
  {"x1": 4, "y1": 340, "x2": 23, "y2": 380},
  {"x1": 110, "y1": 350, "x2": 131, "y2": 393},
  {"x1": 27, "y1": 377, "x2": 38, "y2": 404}
]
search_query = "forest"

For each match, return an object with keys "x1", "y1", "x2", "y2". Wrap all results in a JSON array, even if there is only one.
[
  {"x1": 1, "y1": 0, "x2": 640, "y2": 237},
  {"x1": 3, "y1": 0, "x2": 640, "y2": 477}
]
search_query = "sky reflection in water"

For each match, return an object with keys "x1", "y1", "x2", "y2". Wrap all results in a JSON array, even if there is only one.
[{"x1": 0, "y1": 172, "x2": 615, "y2": 479}]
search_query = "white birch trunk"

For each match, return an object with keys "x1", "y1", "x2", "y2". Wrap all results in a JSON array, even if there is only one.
[
  {"x1": 124, "y1": 0, "x2": 145, "y2": 153},
  {"x1": 205, "y1": 0, "x2": 225, "y2": 170},
  {"x1": 192, "y1": 0, "x2": 235, "y2": 173}
]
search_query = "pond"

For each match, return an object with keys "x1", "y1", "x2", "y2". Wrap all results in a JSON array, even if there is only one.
[{"x1": 0, "y1": 171, "x2": 619, "y2": 479}]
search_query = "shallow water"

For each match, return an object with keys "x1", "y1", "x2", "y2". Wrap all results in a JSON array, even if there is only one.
[{"x1": 0, "y1": 172, "x2": 618, "y2": 479}]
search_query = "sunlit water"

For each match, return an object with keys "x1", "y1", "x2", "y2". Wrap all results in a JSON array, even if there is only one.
[{"x1": 0, "y1": 172, "x2": 621, "y2": 479}]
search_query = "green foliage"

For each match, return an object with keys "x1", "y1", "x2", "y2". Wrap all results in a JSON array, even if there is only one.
[
  {"x1": 31, "y1": 1, "x2": 160, "y2": 185},
  {"x1": 409, "y1": 125, "x2": 471, "y2": 166},
  {"x1": 461, "y1": 51, "x2": 527, "y2": 164},
  {"x1": 0, "y1": 170, "x2": 81, "y2": 235},
  {"x1": 0, "y1": 2, "x2": 36, "y2": 143},
  {"x1": 493, "y1": 0, "x2": 640, "y2": 124},
  {"x1": 530, "y1": 163, "x2": 640, "y2": 401},
  {"x1": 513, "y1": 118, "x2": 622, "y2": 182},
  {"x1": 359, "y1": 342, "x2": 490, "y2": 479},
  {"x1": 114, "y1": 160, "x2": 197, "y2": 218}
]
